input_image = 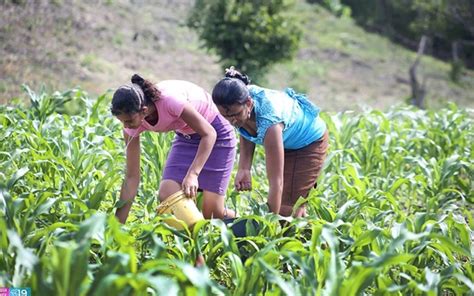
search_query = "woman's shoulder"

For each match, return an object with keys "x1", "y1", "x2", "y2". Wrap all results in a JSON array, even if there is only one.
[
  {"x1": 248, "y1": 85, "x2": 271, "y2": 104},
  {"x1": 158, "y1": 79, "x2": 206, "y2": 88},
  {"x1": 251, "y1": 87, "x2": 293, "y2": 112},
  {"x1": 158, "y1": 80, "x2": 208, "y2": 97},
  {"x1": 249, "y1": 85, "x2": 287, "y2": 99},
  {"x1": 248, "y1": 84, "x2": 264, "y2": 94},
  {"x1": 251, "y1": 89, "x2": 281, "y2": 123},
  {"x1": 156, "y1": 80, "x2": 195, "y2": 89}
]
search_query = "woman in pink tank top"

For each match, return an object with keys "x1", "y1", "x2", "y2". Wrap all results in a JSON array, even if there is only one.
[{"x1": 111, "y1": 74, "x2": 236, "y2": 224}]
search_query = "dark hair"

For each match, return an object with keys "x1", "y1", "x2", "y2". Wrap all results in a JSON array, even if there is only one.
[
  {"x1": 212, "y1": 67, "x2": 251, "y2": 108},
  {"x1": 110, "y1": 74, "x2": 161, "y2": 116}
]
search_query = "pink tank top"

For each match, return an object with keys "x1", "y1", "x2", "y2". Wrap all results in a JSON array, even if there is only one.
[{"x1": 124, "y1": 80, "x2": 218, "y2": 137}]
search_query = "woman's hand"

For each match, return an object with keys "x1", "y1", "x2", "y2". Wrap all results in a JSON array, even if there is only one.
[
  {"x1": 179, "y1": 103, "x2": 216, "y2": 198},
  {"x1": 235, "y1": 169, "x2": 252, "y2": 191},
  {"x1": 182, "y1": 172, "x2": 199, "y2": 198}
]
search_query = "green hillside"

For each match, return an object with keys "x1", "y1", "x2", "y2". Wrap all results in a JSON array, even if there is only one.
[{"x1": 1, "y1": 0, "x2": 473, "y2": 111}]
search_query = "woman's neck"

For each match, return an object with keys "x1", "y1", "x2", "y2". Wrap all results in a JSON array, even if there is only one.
[
  {"x1": 242, "y1": 116, "x2": 257, "y2": 136},
  {"x1": 145, "y1": 103, "x2": 159, "y2": 125}
]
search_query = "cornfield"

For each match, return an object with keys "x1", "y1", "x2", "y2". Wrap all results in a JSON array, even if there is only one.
[{"x1": 1, "y1": 87, "x2": 473, "y2": 295}]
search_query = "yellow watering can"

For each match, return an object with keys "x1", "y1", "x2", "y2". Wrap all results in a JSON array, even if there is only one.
[{"x1": 156, "y1": 190, "x2": 204, "y2": 230}]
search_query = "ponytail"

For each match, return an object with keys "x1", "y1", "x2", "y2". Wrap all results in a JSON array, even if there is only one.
[{"x1": 131, "y1": 74, "x2": 160, "y2": 103}]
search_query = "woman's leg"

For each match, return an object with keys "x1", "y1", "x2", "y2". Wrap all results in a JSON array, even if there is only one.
[
  {"x1": 279, "y1": 205, "x2": 300, "y2": 217},
  {"x1": 159, "y1": 181, "x2": 235, "y2": 219},
  {"x1": 280, "y1": 131, "x2": 329, "y2": 217},
  {"x1": 280, "y1": 202, "x2": 307, "y2": 217},
  {"x1": 158, "y1": 179, "x2": 182, "y2": 201},
  {"x1": 201, "y1": 190, "x2": 236, "y2": 219}
]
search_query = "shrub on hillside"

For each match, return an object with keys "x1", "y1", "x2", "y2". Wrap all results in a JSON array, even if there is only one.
[{"x1": 188, "y1": 0, "x2": 302, "y2": 80}]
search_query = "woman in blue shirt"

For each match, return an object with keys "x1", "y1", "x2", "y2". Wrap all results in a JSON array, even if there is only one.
[{"x1": 212, "y1": 67, "x2": 329, "y2": 217}]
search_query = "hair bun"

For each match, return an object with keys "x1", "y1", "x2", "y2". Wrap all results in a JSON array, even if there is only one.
[
  {"x1": 131, "y1": 74, "x2": 145, "y2": 85},
  {"x1": 224, "y1": 66, "x2": 250, "y2": 85},
  {"x1": 224, "y1": 66, "x2": 238, "y2": 77}
]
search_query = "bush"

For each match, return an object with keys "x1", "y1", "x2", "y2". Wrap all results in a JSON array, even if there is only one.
[{"x1": 188, "y1": 0, "x2": 302, "y2": 80}]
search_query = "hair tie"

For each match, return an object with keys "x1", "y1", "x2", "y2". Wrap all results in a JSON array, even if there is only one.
[
  {"x1": 225, "y1": 66, "x2": 237, "y2": 77},
  {"x1": 130, "y1": 84, "x2": 145, "y2": 108}
]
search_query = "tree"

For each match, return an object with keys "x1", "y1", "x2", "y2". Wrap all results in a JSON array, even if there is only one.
[
  {"x1": 188, "y1": 0, "x2": 302, "y2": 80},
  {"x1": 340, "y1": 0, "x2": 474, "y2": 70},
  {"x1": 409, "y1": 35, "x2": 428, "y2": 109}
]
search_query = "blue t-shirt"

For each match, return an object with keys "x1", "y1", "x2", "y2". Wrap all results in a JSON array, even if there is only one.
[{"x1": 238, "y1": 85, "x2": 326, "y2": 149}]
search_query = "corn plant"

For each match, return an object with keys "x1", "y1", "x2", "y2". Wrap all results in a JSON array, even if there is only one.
[{"x1": 0, "y1": 87, "x2": 473, "y2": 295}]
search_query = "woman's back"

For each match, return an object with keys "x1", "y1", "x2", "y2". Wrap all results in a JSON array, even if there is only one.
[{"x1": 239, "y1": 85, "x2": 326, "y2": 149}]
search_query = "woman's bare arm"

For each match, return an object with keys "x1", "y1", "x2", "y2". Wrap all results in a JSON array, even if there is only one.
[
  {"x1": 115, "y1": 131, "x2": 141, "y2": 223},
  {"x1": 263, "y1": 123, "x2": 285, "y2": 214}
]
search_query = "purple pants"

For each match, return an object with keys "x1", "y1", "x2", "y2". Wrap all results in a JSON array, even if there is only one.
[{"x1": 162, "y1": 114, "x2": 236, "y2": 195}]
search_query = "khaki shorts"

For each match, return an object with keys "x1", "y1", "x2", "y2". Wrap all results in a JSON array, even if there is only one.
[{"x1": 281, "y1": 130, "x2": 329, "y2": 212}]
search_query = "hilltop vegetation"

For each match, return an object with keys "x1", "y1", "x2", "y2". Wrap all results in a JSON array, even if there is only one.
[{"x1": 0, "y1": 0, "x2": 473, "y2": 111}]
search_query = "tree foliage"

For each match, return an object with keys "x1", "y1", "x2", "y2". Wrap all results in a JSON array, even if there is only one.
[
  {"x1": 188, "y1": 0, "x2": 302, "y2": 79},
  {"x1": 333, "y1": 0, "x2": 474, "y2": 69}
]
